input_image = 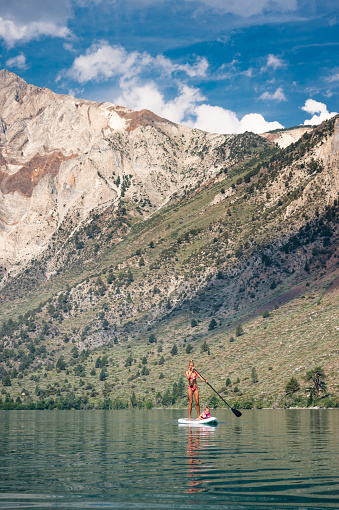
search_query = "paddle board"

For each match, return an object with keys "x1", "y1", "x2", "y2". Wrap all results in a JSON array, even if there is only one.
[{"x1": 178, "y1": 417, "x2": 218, "y2": 426}]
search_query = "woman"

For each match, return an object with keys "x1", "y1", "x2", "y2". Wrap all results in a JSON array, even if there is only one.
[{"x1": 185, "y1": 360, "x2": 207, "y2": 420}]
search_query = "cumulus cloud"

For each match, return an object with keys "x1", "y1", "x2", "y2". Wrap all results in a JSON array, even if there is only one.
[
  {"x1": 301, "y1": 99, "x2": 338, "y2": 125},
  {"x1": 262, "y1": 54, "x2": 286, "y2": 71},
  {"x1": 63, "y1": 42, "x2": 283, "y2": 135},
  {"x1": 0, "y1": 17, "x2": 71, "y2": 47},
  {"x1": 64, "y1": 43, "x2": 144, "y2": 82},
  {"x1": 258, "y1": 87, "x2": 286, "y2": 101},
  {"x1": 190, "y1": 104, "x2": 283, "y2": 134},
  {"x1": 63, "y1": 41, "x2": 208, "y2": 83},
  {"x1": 114, "y1": 81, "x2": 204, "y2": 124},
  {"x1": 113, "y1": 79, "x2": 283, "y2": 134}
]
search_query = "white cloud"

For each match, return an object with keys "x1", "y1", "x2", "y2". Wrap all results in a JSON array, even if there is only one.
[
  {"x1": 0, "y1": 17, "x2": 71, "y2": 47},
  {"x1": 191, "y1": 104, "x2": 283, "y2": 134},
  {"x1": 114, "y1": 81, "x2": 204, "y2": 124},
  {"x1": 155, "y1": 54, "x2": 208, "y2": 78},
  {"x1": 262, "y1": 54, "x2": 286, "y2": 71},
  {"x1": 327, "y1": 71, "x2": 339, "y2": 83},
  {"x1": 5, "y1": 53, "x2": 28, "y2": 70},
  {"x1": 63, "y1": 42, "x2": 283, "y2": 135},
  {"x1": 113, "y1": 79, "x2": 283, "y2": 134},
  {"x1": 258, "y1": 87, "x2": 286, "y2": 102},
  {"x1": 302, "y1": 99, "x2": 338, "y2": 125},
  {"x1": 64, "y1": 43, "x2": 142, "y2": 82},
  {"x1": 63, "y1": 41, "x2": 208, "y2": 83},
  {"x1": 242, "y1": 68, "x2": 254, "y2": 77},
  {"x1": 323, "y1": 90, "x2": 334, "y2": 98}
]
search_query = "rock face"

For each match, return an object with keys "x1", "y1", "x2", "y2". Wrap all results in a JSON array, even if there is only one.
[
  {"x1": 0, "y1": 70, "x2": 231, "y2": 273},
  {"x1": 260, "y1": 126, "x2": 313, "y2": 148},
  {"x1": 2, "y1": 70, "x2": 333, "y2": 282}
]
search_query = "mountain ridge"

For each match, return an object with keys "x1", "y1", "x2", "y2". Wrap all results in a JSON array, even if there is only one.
[{"x1": 0, "y1": 71, "x2": 338, "y2": 409}]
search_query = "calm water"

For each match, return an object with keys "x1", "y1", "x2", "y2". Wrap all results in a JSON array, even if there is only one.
[{"x1": 0, "y1": 409, "x2": 338, "y2": 510}]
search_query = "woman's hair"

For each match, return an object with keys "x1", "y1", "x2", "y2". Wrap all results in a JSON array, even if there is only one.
[{"x1": 188, "y1": 359, "x2": 194, "y2": 365}]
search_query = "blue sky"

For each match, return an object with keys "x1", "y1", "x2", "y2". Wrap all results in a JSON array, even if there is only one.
[{"x1": 0, "y1": 0, "x2": 338, "y2": 133}]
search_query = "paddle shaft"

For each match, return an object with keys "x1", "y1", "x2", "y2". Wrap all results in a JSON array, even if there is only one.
[{"x1": 195, "y1": 369, "x2": 242, "y2": 418}]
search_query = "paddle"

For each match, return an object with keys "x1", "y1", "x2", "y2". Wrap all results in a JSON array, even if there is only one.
[{"x1": 195, "y1": 369, "x2": 242, "y2": 418}]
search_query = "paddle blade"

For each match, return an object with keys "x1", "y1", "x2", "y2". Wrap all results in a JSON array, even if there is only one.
[{"x1": 231, "y1": 408, "x2": 242, "y2": 418}]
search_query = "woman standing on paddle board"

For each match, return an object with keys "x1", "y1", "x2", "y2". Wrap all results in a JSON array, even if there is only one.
[{"x1": 186, "y1": 360, "x2": 207, "y2": 420}]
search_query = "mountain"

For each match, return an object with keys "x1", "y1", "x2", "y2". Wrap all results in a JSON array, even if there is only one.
[
  {"x1": 0, "y1": 71, "x2": 338, "y2": 410},
  {"x1": 0, "y1": 69, "x2": 250, "y2": 279}
]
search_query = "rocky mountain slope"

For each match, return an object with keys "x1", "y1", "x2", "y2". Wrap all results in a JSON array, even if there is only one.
[
  {"x1": 0, "y1": 69, "x2": 261, "y2": 280},
  {"x1": 0, "y1": 71, "x2": 338, "y2": 410},
  {"x1": 260, "y1": 126, "x2": 313, "y2": 148}
]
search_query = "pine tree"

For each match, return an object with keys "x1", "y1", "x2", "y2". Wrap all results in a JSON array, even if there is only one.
[
  {"x1": 177, "y1": 376, "x2": 185, "y2": 397},
  {"x1": 285, "y1": 377, "x2": 300, "y2": 396},
  {"x1": 171, "y1": 344, "x2": 178, "y2": 355},
  {"x1": 305, "y1": 366, "x2": 327, "y2": 398},
  {"x1": 201, "y1": 340, "x2": 210, "y2": 354},
  {"x1": 251, "y1": 367, "x2": 258, "y2": 383},
  {"x1": 208, "y1": 318, "x2": 217, "y2": 330},
  {"x1": 130, "y1": 391, "x2": 137, "y2": 408},
  {"x1": 185, "y1": 343, "x2": 193, "y2": 354}
]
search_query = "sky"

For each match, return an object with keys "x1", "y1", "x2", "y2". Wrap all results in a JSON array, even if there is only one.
[{"x1": 0, "y1": 0, "x2": 338, "y2": 134}]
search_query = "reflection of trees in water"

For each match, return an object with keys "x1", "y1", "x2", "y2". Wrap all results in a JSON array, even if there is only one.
[
  {"x1": 186, "y1": 427, "x2": 214, "y2": 493},
  {"x1": 309, "y1": 409, "x2": 329, "y2": 460},
  {"x1": 285, "y1": 409, "x2": 302, "y2": 434},
  {"x1": 310, "y1": 409, "x2": 329, "y2": 435}
]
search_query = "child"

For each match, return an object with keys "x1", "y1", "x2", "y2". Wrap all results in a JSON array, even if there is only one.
[{"x1": 196, "y1": 406, "x2": 210, "y2": 420}]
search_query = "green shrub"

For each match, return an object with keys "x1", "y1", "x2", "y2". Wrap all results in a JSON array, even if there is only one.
[
  {"x1": 149, "y1": 333, "x2": 157, "y2": 343},
  {"x1": 208, "y1": 318, "x2": 217, "y2": 330},
  {"x1": 208, "y1": 394, "x2": 219, "y2": 408},
  {"x1": 141, "y1": 366, "x2": 149, "y2": 376},
  {"x1": 171, "y1": 344, "x2": 178, "y2": 356},
  {"x1": 2, "y1": 376, "x2": 11, "y2": 386},
  {"x1": 235, "y1": 324, "x2": 243, "y2": 337},
  {"x1": 186, "y1": 343, "x2": 193, "y2": 354},
  {"x1": 201, "y1": 341, "x2": 210, "y2": 354}
]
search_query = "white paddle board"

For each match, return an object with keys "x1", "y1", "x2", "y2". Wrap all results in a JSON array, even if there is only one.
[{"x1": 178, "y1": 416, "x2": 218, "y2": 426}]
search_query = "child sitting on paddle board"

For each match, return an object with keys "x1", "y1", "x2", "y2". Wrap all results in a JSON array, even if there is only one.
[{"x1": 196, "y1": 406, "x2": 210, "y2": 420}]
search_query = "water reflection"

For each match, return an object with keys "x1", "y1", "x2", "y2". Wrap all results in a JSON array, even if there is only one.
[
  {"x1": 1, "y1": 410, "x2": 339, "y2": 509},
  {"x1": 186, "y1": 426, "x2": 216, "y2": 493}
]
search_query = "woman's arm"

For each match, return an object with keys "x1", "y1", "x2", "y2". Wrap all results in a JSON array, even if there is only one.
[{"x1": 185, "y1": 370, "x2": 191, "y2": 382}]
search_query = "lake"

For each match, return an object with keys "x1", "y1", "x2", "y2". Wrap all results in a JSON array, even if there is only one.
[{"x1": 0, "y1": 409, "x2": 338, "y2": 509}]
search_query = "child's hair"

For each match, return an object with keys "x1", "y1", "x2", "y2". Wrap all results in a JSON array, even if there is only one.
[{"x1": 205, "y1": 406, "x2": 210, "y2": 410}]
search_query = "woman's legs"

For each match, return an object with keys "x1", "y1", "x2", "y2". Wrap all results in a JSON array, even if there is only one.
[
  {"x1": 188, "y1": 387, "x2": 193, "y2": 419},
  {"x1": 194, "y1": 388, "x2": 200, "y2": 418}
]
